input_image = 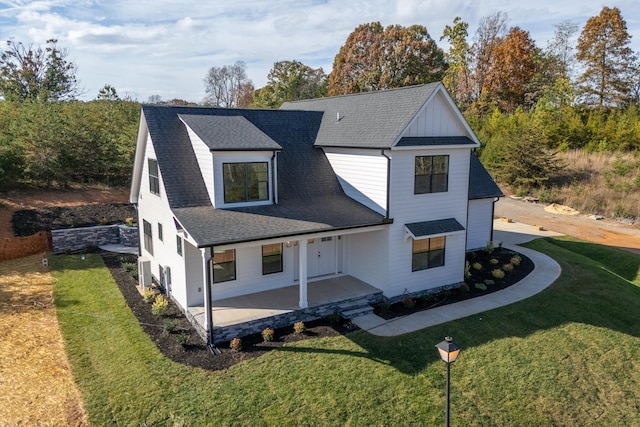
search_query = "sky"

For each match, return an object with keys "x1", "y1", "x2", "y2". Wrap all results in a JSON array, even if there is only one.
[{"x1": 1, "y1": 1, "x2": 639, "y2": 103}]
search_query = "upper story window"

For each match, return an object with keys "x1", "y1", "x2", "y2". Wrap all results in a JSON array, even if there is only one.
[
  {"x1": 414, "y1": 155, "x2": 449, "y2": 194},
  {"x1": 148, "y1": 159, "x2": 160, "y2": 195},
  {"x1": 223, "y1": 162, "x2": 269, "y2": 203}
]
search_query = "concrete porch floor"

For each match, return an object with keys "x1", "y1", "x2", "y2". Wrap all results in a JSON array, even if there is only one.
[{"x1": 187, "y1": 275, "x2": 380, "y2": 329}]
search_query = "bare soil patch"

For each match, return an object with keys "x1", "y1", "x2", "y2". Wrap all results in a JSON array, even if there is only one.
[{"x1": 0, "y1": 255, "x2": 89, "y2": 426}]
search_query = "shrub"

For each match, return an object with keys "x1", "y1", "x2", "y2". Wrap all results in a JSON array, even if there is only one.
[
  {"x1": 163, "y1": 319, "x2": 178, "y2": 334},
  {"x1": 510, "y1": 255, "x2": 522, "y2": 266},
  {"x1": 474, "y1": 283, "x2": 487, "y2": 291},
  {"x1": 484, "y1": 241, "x2": 495, "y2": 254},
  {"x1": 484, "y1": 279, "x2": 495, "y2": 286},
  {"x1": 176, "y1": 332, "x2": 189, "y2": 347},
  {"x1": 378, "y1": 300, "x2": 391, "y2": 312},
  {"x1": 459, "y1": 282, "x2": 470, "y2": 293},
  {"x1": 464, "y1": 260, "x2": 471, "y2": 279},
  {"x1": 472, "y1": 262, "x2": 482, "y2": 271},
  {"x1": 492, "y1": 269, "x2": 505, "y2": 279},
  {"x1": 230, "y1": 337, "x2": 242, "y2": 352},
  {"x1": 261, "y1": 327, "x2": 275, "y2": 342},
  {"x1": 327, "y1": 312, "x2": 341, "y2": 326},
  {"x1": 489, "y1": 258, "x2": 499, "y2": 265},
  {"x1": 293, "y1": 321, "x2": 306, "y2": 334},
  {"x1": 402, "y1": 296, "x2": 416, "y2": 309},
  {"x1": 125, "y1": 217, "x2": 135, "y2": 227},
  {"x1": 143, "y1": 288, "x2": 156, "y2": 303},
  {"x1": 151, "y1": 294, "x2": 169, "y2": 316},
  {"x1": 502, "y1": 263, "x2": 514, "y2": 272}
]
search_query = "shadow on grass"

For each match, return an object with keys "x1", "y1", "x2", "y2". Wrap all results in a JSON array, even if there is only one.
[{"x1": 272, "y1": 237, "x2": 640, "y2": 375}]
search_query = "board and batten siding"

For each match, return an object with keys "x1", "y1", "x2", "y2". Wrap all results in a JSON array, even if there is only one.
[
  {"x1": 185, "y1": 126, "x2": 215, "y2": 206},
  {"x1": 323, "y1": 148, "x2": 388, "y2": 215},
  {"x1": 466, "y1": 199, "x2": 495, "y2": 250},
  {"x1": 383, "y1": 148, "x2": 471, "y2": 296},
  {"x1": 403, "y1": 91, "x2": 468, "y2": 137}
]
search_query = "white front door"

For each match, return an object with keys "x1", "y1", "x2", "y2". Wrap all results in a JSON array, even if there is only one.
[{"x1": 305, "y1": 237, "x2": 336, "y2": 278}]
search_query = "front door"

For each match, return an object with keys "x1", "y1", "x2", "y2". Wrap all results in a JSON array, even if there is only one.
[{"x1": 304, "y1": 237, "x2": 336, "y2": 278}]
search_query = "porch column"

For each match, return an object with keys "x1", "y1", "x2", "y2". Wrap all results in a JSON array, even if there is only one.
[
  {"x1": 299, "y1": 239, "x2": 308, "y2": 308},
  {"x1": 203, "y1": 248, "x2": 214, "y2": 348}
]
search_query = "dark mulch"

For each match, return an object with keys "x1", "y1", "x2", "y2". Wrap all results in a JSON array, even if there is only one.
[
  {"x1": 373, "y1": 247, "x2": 534, "y2": 319},
  {"x1": 101, "y1": 252, "x2": 355, "y2": 371},
  {"x1": 12, "y1": 204, "x2": 136, "y2": 236}
]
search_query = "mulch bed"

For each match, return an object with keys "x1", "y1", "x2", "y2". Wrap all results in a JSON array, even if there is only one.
[
  {"x1": 12, "y1": 204, "x2": 136, "y2": 236},
  {"x1": 373, "y1": 246, "x2": 534, "y2": 319}
]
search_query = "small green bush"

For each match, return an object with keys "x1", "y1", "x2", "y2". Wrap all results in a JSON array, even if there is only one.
[
  {"x1": 176, "y1": 332, "x2": 189, "y2": 347},
  {"x1": 151, "y1": 294, "x2": 169, "y2": 316},
  {"x1": 510, "y1": 255, "x2": 522, "y2": 266},
  {"x1": 484, "y1": 279, "x2": 495, "y2": 286},
  {"x1": 327, "y1": 312, "x2": 341, "y2": 326},
  {"x1": 464, "y1": 260, "x2": 471, "y2": 279},
  {"x1": 230, "y1": 337, "x2": 242, "y2": 352},
  {"x1": 459, "y1": 282, "x2": 470, "y2": 293},
  {"x1": 293, "y1": 321, "x2": 306, "y2": 334},
  {"x1": 484, "y1": 241, "x2": 495, "y2": 254},
  {"x1": 492, "y1": 269, "x2": 505, "y2": 279},
  {"x1": 474, "y1": 283, "x2": 487, "y2": 291},
  {"x1": 502, "y1": 263, "x2": 514, "y2": 272},
  {"x1": 261, "y1": 327, "x2": 275, "y2": 342},
  {"x1": 489, "y1": 258, "x2": 499, "y2": 265},
  {"x1": 378, "y1": 300, "x2": 391, "y2": 312},
  {"x1": 163, "y1": 319, "x2": 178, "y2": 334},
  {"x1": 125, "y1": 217, "x2": 135, "y2": 227},
  {"x1": 402, "y1": 296, "x2": 415, "y2": 309},
  {"x1": 143, "y1": 288, "x2": 156, "y2": 303},
  {"x1": 472, "y1": 262, "x2": 482, "y2": 270}
]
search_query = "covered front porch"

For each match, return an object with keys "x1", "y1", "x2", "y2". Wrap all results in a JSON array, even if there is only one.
[{"x1": 186, "y1": 275, "x2": 383, "y2": 344}]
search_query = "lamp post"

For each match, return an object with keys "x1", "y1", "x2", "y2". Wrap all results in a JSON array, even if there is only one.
[{"x1": 436, "y1": 336, "x2": 461, "y2": 427}]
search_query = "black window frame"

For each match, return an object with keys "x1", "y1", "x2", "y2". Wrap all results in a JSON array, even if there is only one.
[
  {"x1": 222, "y1": 162, "x2": 269, "y2": 203},
  {"x1": 143, "y1": 219, "x2": 153, "y2": 255},
  {"x1": 176, "y1": 235, "x2": 183, "y2": 256},
  {"x1": 414, "y1": 155, "x2": 449, "y2": 194},
  {"x1": 148, "y1": 158, "x2": 160, "y2": 196},
  {"x1": 262, "y1": 243, "x2": 283, "y2": 275},
  {"x1": 411, "y1": 236, "x2": 446, "y2": 271},
  {"x1": 158, "y1": 223, "x2": 163, "y2": 242},
  {"x1": 213, "y1": 249, "x2": 236, "y2": 283}
]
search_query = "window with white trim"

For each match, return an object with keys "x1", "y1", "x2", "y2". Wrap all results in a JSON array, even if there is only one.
[
  {"x1": 176, "y1": 235, "x2": 183, "y2": 256},
  {"x1": 414, "y1": 155, "x2": 449, "y2": 194},
  {"x1": 213, "y1": 249, "x2": 236, "y2": 283},
  {"x1": 158, "y1": 223, "x2": 163, "y2": 242},
  {"x1": 143, "y1": 220, "x2": 153, "y2": 255},
  {"x1": 262, "y1": 243, "x2": 283, "y2": 275},
  {"x1": 148, "y1": 159, "x2": 160, "y2": 195},
  {"x1": 412, "y1": 236, "x2": 445, "y2": 271},
  {"x1": 223, "y1": 162, "x2": 269, "y2": 203}
]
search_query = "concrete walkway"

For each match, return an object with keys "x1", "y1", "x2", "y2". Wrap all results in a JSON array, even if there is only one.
[{"x1": 352, "y1": 220, "x2": 563, "y2": 336}]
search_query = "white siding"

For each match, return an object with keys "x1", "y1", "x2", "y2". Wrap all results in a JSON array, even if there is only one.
[
  {"x1": 187, "y1": 127, "x2": 215, "y2": 206},
  {"x1": 466, "y1": 199, "x2": 495, "y2": 250},
  {"x1": 403, "y1": 92, "x2": 468, "y2": 137},
  {"x1": 343, "y1": 230, "x2": 389, "y2": 289},
  {"x1": 323, "y1": 148, "x2": 388, "y2": 215},
  {"x1": 185, "y1": 241, "x2": 205, "y2": 306}
]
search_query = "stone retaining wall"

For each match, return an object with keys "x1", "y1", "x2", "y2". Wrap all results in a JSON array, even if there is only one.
[{"x1": 52, "y1": 225, "x2": 139, "y2": 254}]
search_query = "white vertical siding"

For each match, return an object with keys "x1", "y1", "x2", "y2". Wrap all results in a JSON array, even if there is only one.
[
  {"x1": 404, "y1": 92, "x2": 468, "y2": 137},
  {"x1": 466, "y1": 199, "x2": 495, "y2": 250},
  {"x1": 323, "y1": 148, "x2": 388, "y2": 215},
  {"x1": 187, "y1": 127, "x2": 215, "y2": 206}
]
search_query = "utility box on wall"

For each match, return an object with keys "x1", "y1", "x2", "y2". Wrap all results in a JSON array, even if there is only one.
[{"x1": 138, "y1": 256, "x2": 151, "y2": 288}]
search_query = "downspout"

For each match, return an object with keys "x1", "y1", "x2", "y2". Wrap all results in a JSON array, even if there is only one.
[
  {"x1": 271, "y1": 151, "x2": 278, "y2": 204},
  {"x1": 381, "y1": 150, "x2": 392, "y2": 221},
  {"x1": 490, "y1": 197, "x2": 498, "y2": 243},
  {"x1": 205, "y1": 247, "x2": 215, "y2": 352}
]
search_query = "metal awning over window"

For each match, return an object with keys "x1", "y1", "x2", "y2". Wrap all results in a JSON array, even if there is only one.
[{"x1": 405, "y1": 218, "x2": 465, "y2": 240}]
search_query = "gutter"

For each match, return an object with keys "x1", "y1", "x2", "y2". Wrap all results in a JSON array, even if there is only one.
[{"x1": 381, "y1": 150, "x2": 392, "y2": 221}]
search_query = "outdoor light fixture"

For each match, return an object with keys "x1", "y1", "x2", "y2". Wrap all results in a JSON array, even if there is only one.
[{"x1": 435, "y1": 336, "x2": 461, "y2": 427}]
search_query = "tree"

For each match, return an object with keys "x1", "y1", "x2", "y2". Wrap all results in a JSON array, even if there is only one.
[
  {"x1": 576, "y1": 6, "x2": 636, "y2": 107},
  {"x1": 440, "y1": 17, "x2": 473, "y2": 108},
  {"x1": 96, "y1": 84, "x2": 120, "y2": 101},
  {"x1": 548, "y1": 20, "x2": 580, "y2": 79},
  {"x1": 472, "y1": 12, "x2": 509, "y2": 103},
  {"x1": 203, "y1": 61, "x2": 254, "y2": 108},
  {"x1": 328, "y1": 22, "x2": 446, "y2": 95},
  {"x1": 0, "y1": 39, "x2": 80, "y2": 102},
  {"x1": 147, "y1": 94, "x2": 162, "y2": 104},
  {"x1": 253, "y1": 60, "x2": 327, "y2": 108},
  {"x1": 484, "y1": 27, "x2": 537, "y2": 112}
]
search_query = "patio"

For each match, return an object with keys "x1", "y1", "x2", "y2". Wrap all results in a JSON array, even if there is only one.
[{"x1": 186, "y1": 275, "x2": 383, "y2": 344}]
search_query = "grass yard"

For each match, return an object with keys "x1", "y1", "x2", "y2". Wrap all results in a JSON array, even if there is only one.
[{"x1": 51, "y1": 237, "x2": 640, "y2": 426}]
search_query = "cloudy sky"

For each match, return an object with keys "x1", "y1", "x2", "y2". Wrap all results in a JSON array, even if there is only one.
[{"x1": 1, "y1": 0, "x2": 639, "y2": 102}]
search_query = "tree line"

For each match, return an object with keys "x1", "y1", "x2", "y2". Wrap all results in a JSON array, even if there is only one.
[{"x1": 0, "y1": 6, "x2": 638, "y2": 191}]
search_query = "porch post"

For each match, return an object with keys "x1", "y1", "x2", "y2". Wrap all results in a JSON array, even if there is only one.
[
  {"x1": 299, "y1": 239, "x2": 308, "y2": 308},
  {"x1": 203, "y1": 248, "x2": 214, "y2": 349}
]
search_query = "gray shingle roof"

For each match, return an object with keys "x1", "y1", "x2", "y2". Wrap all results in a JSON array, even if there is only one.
[
  {"x1": 142, "y1": 105, "x2": 385, "y2": 246},
  {"x1": 396, "y1": 136, "x2": 476, "y2": 147},
  {"x1": 178, "y1": 114, "x2": 282, "y2": 151},
  {"x1": 280, "y1": 83, "x2": 440, "y2": 148},
  {"x1": 405, "y1": 218, "x2": 465, "y2": 238},
  {"x1": 468, "y1": 152, "x2": 504, "y2": 199}
]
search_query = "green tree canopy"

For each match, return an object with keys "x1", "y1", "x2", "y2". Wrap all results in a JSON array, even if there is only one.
[
  {"x1": 440, "y1": 17, "x2": 473, "y2": 108},
  {"x1": 0, "y1": 39, "x2": 80, "y2": 102},
  {"x1": 328, "y1": 22, "x2": 447, "y2": 95},
  {"x1": 253, "y1": 60, "x2": 327, "y2": 109}
]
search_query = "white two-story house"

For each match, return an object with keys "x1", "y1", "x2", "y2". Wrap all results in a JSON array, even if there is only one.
[{"x1": 130, "y1": 83, "x2": 502, "y2": 345}]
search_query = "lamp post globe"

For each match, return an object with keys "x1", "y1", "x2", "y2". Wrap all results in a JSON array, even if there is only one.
[{"x1": 435, "y1": 336, "x2": 460, "y2": 427}]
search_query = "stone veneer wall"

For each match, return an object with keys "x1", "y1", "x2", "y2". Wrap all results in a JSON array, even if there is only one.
[{"x1": 52, "y1": 225, "x2": 139, "y2": 253}]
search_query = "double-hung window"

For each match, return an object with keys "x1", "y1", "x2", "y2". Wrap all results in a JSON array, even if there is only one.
[
  {"x1": 414, "y1": 155, "x2": 449, "y2": 194},
  {"x1": 223, "y1": 162, "x2": 269, "y2": 203},
  {"x1": 412, "y1": 236, "x2": 446, "y2": 271},
  {"x1": 262, "y1": 243, "x2": 283, "y2": 275},
  {"x1": 143, "y1": 220, "x2": 153, "y2": 255},
  {"x1": 148, "y1": 159, "x2": 160, "y2": 195},
  {"x1": 213, "y1": 249, "x2": 236, "y2": 283}
]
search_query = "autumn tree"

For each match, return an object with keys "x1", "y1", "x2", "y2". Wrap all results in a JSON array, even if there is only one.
[
  {"x1": 440, "y1": 17, "x2": 473, "y2": 108},
  {"x1": 0, "y1": 39, "x2": 80, "y2": 102},
  {"x1": 253, "y1": 60, "x2": 327, "y2": 109},
  {"x1": 203, "y1": 61, "x2": 254, "y2": 107},
  {"x1": 484, "y1": 27, "x2": 537, "y2": 112},
  {"x1": 576, "y1": 6, "x2": 636, "y2": 107},
  {"x1": 328, "y1": 22, "x2": 446, "y2": 95},
  {"x1": 471, "y1": 12, "x2": 509, "y2": 103}
]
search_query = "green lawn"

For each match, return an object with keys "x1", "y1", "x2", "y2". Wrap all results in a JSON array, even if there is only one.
[{"x1": 51, "y1": 237, "x2": 640, "y2": 426}]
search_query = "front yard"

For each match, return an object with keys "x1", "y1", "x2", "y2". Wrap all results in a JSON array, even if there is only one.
[{"x1": 50, "y1": 237, "x2": 640, "y2": 425}]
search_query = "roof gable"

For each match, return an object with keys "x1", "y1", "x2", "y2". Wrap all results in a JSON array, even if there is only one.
[{"x1": 468, "y1": 153, "x2": 503, "y2": 199}]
